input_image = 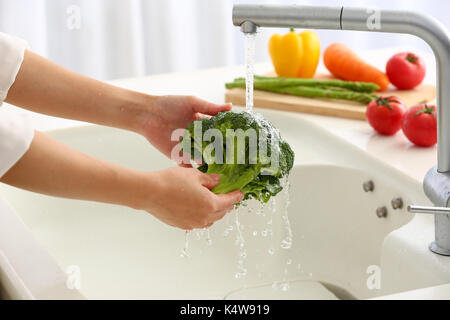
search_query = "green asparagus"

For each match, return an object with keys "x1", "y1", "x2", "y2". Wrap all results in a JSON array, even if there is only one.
[
  {"x1": 267, "y1": 86, "x2": 377, "y2": 104},
  {"x1": 226, "y1": 75, "x2": 379, "y2": 93}
]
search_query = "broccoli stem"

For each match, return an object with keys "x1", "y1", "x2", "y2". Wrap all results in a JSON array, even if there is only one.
[
  {"x1": 207, "y1": 164, "x2": 261, "y2": 194},
  {"x1": 226, "y1": 76, "x2": 379, "y2": 93}
]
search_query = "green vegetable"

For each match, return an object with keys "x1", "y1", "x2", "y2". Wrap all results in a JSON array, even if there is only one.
[
  {"x1": 267, "y1": 85, "x2": 377, "y2": 104},
  {"x1": 226, "y1": 75, "x2": 380, "y2": 93},
  {"x1": 226, "y1": 80, "x2": 376, "y2": 104},
  {"x1": 181, "y1": 111, "x2": 294, "y2": 203}
]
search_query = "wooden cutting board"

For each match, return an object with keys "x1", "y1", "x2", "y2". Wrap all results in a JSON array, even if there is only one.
[{"x1": 225, "y1": 75, "x2": 436, "y2": 120}]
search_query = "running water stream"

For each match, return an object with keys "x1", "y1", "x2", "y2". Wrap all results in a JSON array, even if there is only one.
[
  {"x1": 179, "y1": 31, "x2": 294, "y2": 291},
  {"x1": 245, "y1": 32, "x2": 256, "y2": 112}
]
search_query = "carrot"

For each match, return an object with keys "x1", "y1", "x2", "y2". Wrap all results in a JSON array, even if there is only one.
[{"x1": 323, "y1": 43, "x2": 390, "y2": 91}]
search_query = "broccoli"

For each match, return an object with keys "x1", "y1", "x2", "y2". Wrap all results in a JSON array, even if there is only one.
[{"x1": 181, "y1": 111, "x2": 294, "y2": 203}]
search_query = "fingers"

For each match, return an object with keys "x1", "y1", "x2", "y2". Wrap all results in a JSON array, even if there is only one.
[
  {"x1": 194, "y1": 113, "x2": 212, "y2": 120},
  {"x1": 211, "y1": 205, "x2": 234, "y2": 221},
  {"x1": 203, "y1": 205, "x2": 234, "y2": 229},
  {"x1": 200, "y1": 173, "x2": 221, "y2": 189},
  {"x1": 178, "y1": 156, "x2": 203, "y2": 168},
  {"x1": 214, "y1": 190, "x2": 244, "y2": 209},
  {"x1": 205, "y1": 222, "x2": 214, "y2": 228},
  {"x1": 191, "y1": 158, "x2": 203, "y2": 167},
  {"x1": 193, "y1": 98, "x2": 232, "y2": 116}
]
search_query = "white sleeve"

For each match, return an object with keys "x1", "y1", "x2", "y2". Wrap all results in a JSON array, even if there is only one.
[
  {"x1": 0, "y1": 32, "x2": 28, "y2": 101},
  {"x1": 0, "y1": 32, "x2": 34, "y2": 178}
]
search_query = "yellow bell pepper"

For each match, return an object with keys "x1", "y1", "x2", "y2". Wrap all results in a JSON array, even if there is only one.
[{"x1": 268, "y1": 29, "x2": 321, "y2": 78}]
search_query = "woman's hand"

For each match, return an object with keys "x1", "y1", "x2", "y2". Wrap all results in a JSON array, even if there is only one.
[
  {"x1": 139, "y1": 95, "x2": 231, "y2": 162},
  {"x1": 139, "y1": 167, "x2": 244, "y2": 230}
]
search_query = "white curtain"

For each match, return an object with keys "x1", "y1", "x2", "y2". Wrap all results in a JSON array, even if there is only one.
[{"x1": 0, "y1": 0, "x2": 448, "y2": 81}]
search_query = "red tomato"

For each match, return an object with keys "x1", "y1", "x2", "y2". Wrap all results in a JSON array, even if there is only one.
[
  {"x1": 402, "y1": 104, "x2": 437, "y2": 147},
  {"x1": 386, "y1": 52, "x2": 426, "y2": 90},
  {"x1": 366, "y1": 96, "x2": 406, "y2": 135}
]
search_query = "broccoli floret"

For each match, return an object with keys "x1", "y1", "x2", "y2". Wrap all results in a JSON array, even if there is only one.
[{"x1": 181, "y1": 111, "x2": 295, "y2": 203}]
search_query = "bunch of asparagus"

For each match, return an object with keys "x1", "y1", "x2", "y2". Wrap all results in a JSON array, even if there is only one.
[{"x1": 225, "y1": 75, "x2": 379, "y2": 104}]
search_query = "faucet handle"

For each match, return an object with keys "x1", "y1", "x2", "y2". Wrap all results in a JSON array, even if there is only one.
[
  {"x1": 409, "y1": 205, "x2": 450, "y2": 256},
  {"x1": 408, "y1": 205, "x2": 450, "y2": 215}
]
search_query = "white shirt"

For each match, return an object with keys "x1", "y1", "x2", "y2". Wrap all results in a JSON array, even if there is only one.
[{"x1": 0, "y1": 32, "x2": 34, "y2": 178}]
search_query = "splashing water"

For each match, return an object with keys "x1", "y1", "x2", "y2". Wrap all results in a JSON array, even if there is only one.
[
  {"x1": 255, "y1": 202, "x2": 264, "y2": 216},
  {"x1": 223, "y1": 225, "x2": 234, "y2": 237},
  {"x1": 280, "y1": 282, "x2": 290, "y2": 292},
  {"x1": 234, "y1": 209, "x2": 248, "y2": 279},
  {"x1": 267, "y1": 197, "x2": 276, "y2": 256},
  {"x1": 280, "y1": 179, "x2": 293, "y2": 250},
  {"x1": 205, "y1": 228, "x2": 212, "y2": 246},
  {"x1": 223, "y1": 213, "x2": 234, "y2": 237},
  {"x1": 193, "y1": 228, "x2": 213, "y2": 246},
  {"x1": 245, "y1": 33, "x2": 256, "y2": 112},
  {"x1": 180, "y1": 230, "x2": 191, "y2": 258}
]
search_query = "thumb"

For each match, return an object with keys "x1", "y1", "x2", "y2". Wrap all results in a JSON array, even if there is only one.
[
  {"x1": 200, "y1": 173, "x2": 221, "y2": 190},
  {"x1": 214, "y1": 190, "x2": 245, "y2": 209}
]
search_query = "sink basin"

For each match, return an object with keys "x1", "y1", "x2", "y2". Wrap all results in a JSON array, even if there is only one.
[{"x1": 0, "y1": 109, "x2": 449, "y2": 299}]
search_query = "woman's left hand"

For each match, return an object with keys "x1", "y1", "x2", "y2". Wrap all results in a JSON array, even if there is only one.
[{"x1": 139, "y1": 95, "x2": 231, "y2": 164}]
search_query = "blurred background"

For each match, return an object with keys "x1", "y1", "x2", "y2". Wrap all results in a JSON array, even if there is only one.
[{"x1": 0, "y1": 0, "x2": 446, "y2": 80}]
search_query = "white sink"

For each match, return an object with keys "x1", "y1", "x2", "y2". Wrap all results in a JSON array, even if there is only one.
[{"x1": 0, "y1": 109, "x2": 448, "y2": 299}]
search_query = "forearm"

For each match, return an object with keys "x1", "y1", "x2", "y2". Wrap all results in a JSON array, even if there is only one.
[
  {"x1": 0, "y1": 131, "x2": 149, "y2": 209},
  {"x1": 5, "y1": 50, "x2": 153, "y2": 133}
]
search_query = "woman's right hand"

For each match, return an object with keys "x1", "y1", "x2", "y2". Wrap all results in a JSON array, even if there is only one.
[{"x1": 137, "y1": 167, "x2": 244, "y2": 230}]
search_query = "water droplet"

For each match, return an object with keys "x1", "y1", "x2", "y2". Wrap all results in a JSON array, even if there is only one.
[
  {"x1": 205, "y1": 228, "x2": 212, "y2": 246},
  {"x1": 280, "y1": 179, "x2": 293, "y2": 250},
  {"x1": 252, "y1": 231, "x2": 258, "y2": 237},
  {"x1": 268, "y1": 248, "x2": 275, "y2": 255},
  {"x1": 180, "y1": 230, "x2": 190, "y2": 258},
  {"x1": 280, "y1": 282, "x2": 290, "y2": 291},
  {"x1": 281, "y1": 239, "x2": 292, "y2": 249}
]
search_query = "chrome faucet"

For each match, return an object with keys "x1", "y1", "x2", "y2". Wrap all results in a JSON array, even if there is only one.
[{"x1": 232, "y1": 4, "x2": 450, "y2": 256}]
